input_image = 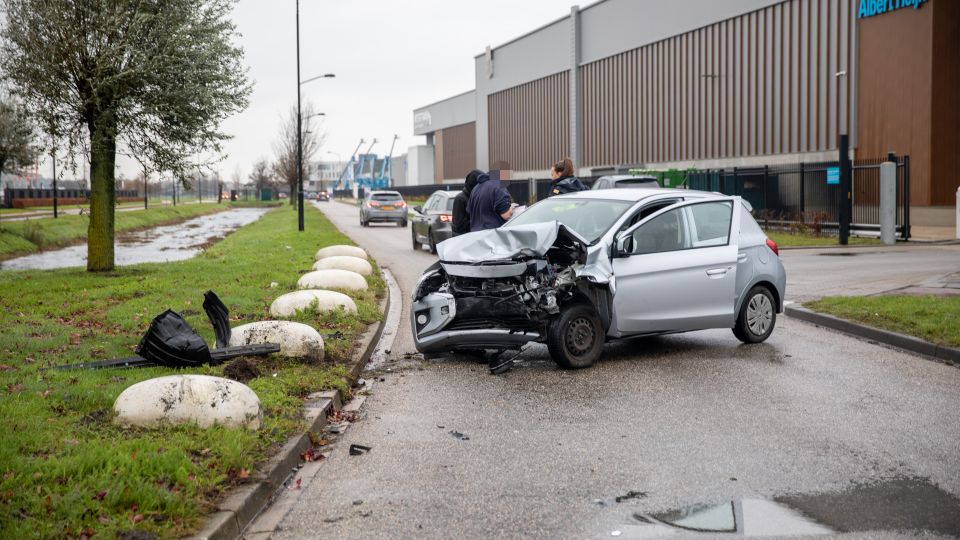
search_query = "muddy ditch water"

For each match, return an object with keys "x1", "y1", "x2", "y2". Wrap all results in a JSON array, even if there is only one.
[{"x1": 1, "y1": 207, "x2": 269, "y2": 271}]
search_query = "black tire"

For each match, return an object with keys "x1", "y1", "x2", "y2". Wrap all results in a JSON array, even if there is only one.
[
  {"x1": 411, "y1": 228, "x2": 420, "y2": 250},
  {"x1": 733, "y1": 285, "x2": 776, "y2": 343},
  {"x1": 428, "y1": 230, "x2": 438, "y2": 254},
  {"x1": 547, "y1": 303, "x2": 604, "y2": 369},
  {"x1": 399, "y1": 219, "x2": 408, "y2": 228}
]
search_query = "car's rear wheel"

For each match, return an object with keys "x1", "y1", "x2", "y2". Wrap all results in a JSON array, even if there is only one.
[
  {"x1": 733, "y1": 285, "x2": 776, "y2": 343},
  {"x1": 547, "y1": 303, "x2": 604, "y2": 369},
  {"x1": 399, "y1": 219, "x2": 408, "y2": 228},
  {"x1": 428, "y1": 230, "x2": 438, "y2": 254},
  {"x1": 411, "y1": 228, "x2": 420, "y2": 250}
]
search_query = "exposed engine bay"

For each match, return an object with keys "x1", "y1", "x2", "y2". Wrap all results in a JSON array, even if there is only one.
[{"x1": 411, "y1": 222, "x2": 612, "y2": 353}]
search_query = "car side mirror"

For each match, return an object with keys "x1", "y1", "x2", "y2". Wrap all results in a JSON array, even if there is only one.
[
  {"x1": 614, "y1": 232, "x2": 632, "y2": 257},
  {"x1": 412, "y1": 205, "x2": 422, "y2": 213}
]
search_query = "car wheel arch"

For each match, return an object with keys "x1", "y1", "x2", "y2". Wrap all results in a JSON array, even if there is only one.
[{"x1": 735, "y1": 279, "x2": 781, "y2": 318}]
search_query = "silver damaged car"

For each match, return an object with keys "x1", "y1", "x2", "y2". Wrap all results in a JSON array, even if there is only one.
[{"x1": 411, "y1": 189, "x2": 786, "y2": 369}]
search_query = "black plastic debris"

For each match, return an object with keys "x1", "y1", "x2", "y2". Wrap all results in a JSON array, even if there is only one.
[
  {"x1": 349, "y1": 444, "x2": 372, "y2": 456},
  {"x1": 54, "y1": 290, "x2": 280, "y2": 370},
  {"x1": 136, "y1": 309, "x2": 212, "y2": 367},
  {"x1": 449, "y1": 430, "x2": 470, "y2": 441}
]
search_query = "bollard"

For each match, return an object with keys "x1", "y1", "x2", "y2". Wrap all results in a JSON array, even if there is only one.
[{"x1": 880, "y1": 161, "x2": 896, "y2": 245}]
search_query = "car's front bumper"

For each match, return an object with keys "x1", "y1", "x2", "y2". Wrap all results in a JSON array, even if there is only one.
[{"x1": 411, "y1": 291, "x2": 539, "y2": 352}]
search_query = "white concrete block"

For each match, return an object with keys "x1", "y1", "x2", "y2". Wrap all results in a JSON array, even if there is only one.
[
  {"x1": 114, "y1": 375, "x2": 261, "y2": 430},
  {"x1": 312, "y1": 255, "x2": 373, "y2": 276},
  {"x1": 269, "y1": 290, "x2": 358, "y2": 317},
  {"x1": 297, "y1": 269, "x2": 368, "y2": 291},
  {"x1": 229, "y1": 321, "x2": 324, "y2": 362},
  {"x1": 315, "y1": 245, "x2": 367, "y2": 261}
]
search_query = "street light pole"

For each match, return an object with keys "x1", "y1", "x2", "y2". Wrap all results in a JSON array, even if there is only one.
[{"x1": 296, "y1": 0, "x2": 304, "y2": 230}]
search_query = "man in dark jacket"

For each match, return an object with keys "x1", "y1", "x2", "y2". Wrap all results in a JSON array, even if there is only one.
[
  {"x1": 467, "y1": 172, "x2": 513, "y2": 232},
  {"x1": 451, "y1": 170, "x2": 481, "y2": 237}
]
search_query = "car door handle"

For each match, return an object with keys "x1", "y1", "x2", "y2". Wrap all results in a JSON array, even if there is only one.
[{"x1": 706, "y1": 267, "x2": 730, "y2": 277}]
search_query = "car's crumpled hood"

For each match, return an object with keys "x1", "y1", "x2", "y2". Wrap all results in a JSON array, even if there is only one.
[{"x1": 437, "y1": 221, "x2": 586, "y2": 263}]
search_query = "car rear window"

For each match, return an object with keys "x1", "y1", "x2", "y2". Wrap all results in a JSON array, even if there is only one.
[
  {"x1": 444, "y1": 198, "x2": 455, "y2": 211},
  {"x1": 614, "y1": 178, "x2": 658, "y2": 187},
  {"x1": 372, "y1": 193, "x2": 402, "y2": 201}
]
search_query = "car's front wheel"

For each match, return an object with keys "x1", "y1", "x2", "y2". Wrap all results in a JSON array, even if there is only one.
[
  {"x1": 411, "y1": 228, "x2": 420, "y2": 250},
  {"x1": 547, "y1": 303, "x2": 604, "y2": 369},
  {"x1": 428, "y1": 230, "x2": 438, "y2": 254},
  {"x1": 733, "y1": 285, "x2": 776, "y2": 343}
]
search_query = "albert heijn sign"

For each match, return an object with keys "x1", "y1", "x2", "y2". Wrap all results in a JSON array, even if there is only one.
[{"x1": 858, "y1": 0, "x2": 928, "y2": 19}]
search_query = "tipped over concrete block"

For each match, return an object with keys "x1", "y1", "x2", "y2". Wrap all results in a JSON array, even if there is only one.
[
  {"x1": 269, "y1": 290, "x2": 357, "y2": 317},
  {"x1": 114, "y1": 375, "x2": 261, "y2": 430},
  {"x1": 229, "y1": 321, "x2": 324, "y2": 362},
  {"x1": 315, "y1": 245, "x2": 367, "y2": 261},
  {"x1": 297, "y1": 269, "x2": 368, "y2": 291},
  {"x1": 312, "y1": 255, "x2": 373, "y2": 276}
]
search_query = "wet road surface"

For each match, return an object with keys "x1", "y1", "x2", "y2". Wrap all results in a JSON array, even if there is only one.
[
  {"x1": 268, "y1": 201, "x2": 960, "y2": 539},
  {"x1": 1, "y1": 207, "x2": 268, "y2": 270}
]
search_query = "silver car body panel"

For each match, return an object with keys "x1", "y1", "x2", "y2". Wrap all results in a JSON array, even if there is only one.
[
  {"x1": 440, "y1": 261, "x2": 528, "y2": 278},
  {"x1": 411, "y1": 188, "x2": 787, "y2": 352}
]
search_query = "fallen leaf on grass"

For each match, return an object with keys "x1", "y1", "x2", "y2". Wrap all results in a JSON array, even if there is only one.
[
  {"x1": 97, "y1": 515, "x2": 110, "y2": 524},
  {"x1": 0, "y1": 364, "x2": 16, "y2": 372},
  {"x1": 7, "y1": 384, "x2": 24, "y2": 394},
  {"x1": 92, "y1": 491, "x2": 107, "y2": 501},
  {"x1": 63, "y1": 438, "x2": 79, "y2": 446},
  {"x1": 40, "y1": 389, "x2": 54, "y2": 398},
  {"x1": 131, "y1": 513, "x2": 144, "y2": 524}
]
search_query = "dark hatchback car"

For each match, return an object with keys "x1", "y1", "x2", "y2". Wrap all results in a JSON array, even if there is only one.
[{"x1": 410, "y1": 190, "x2": 457, "y2": 253}]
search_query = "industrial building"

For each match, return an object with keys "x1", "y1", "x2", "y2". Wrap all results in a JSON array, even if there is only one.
[{"x1": 411, "y1": 0, "x2": 958, "y2": 221}]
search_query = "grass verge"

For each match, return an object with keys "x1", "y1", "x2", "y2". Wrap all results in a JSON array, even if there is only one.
[
  {"x1": 0, "y1": 203, "x2": 237, "y2": 260},
  {"x1": 805, "y1": 295, "x2": 960, "y2": 348},
  {"x1": 765, "y1": 230, "x2": 882, "y2": 248},
  {"x1": 0, "y1": 204, "x2": 383, "y2": 539}
]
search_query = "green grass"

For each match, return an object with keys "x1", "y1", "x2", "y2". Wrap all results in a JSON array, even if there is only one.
[
  {"x1": 806, "y1": 295, "x2": 960, "y2": 348},
  {"x1": 0, "y1": 203, "x2": 233, "y2": 260},
  {"x1": 765, "y1": 230, "x2": 883, "y2": 248},
  {"x1": 0, "y1": 204, "x2": 383, "y2": 539}
]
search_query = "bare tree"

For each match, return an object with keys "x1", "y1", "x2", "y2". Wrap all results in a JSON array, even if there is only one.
[
  {"x1": 248, "y1": 157, "x2": 273, "y2": 195},
  {"x1": 0, "y1": 0, "x2": 251, "y2": 271},
  {"x1": 272, "y1": 103, "x2": 325, "y2": 205}
]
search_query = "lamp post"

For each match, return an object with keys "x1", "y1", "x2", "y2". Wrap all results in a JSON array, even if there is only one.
[{"x1": 295, "y1": 0, "x2": 336, "y2": 231}]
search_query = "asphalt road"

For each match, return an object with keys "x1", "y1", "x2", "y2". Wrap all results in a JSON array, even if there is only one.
[{"x1": 269, "y1": 201, "x2": 960, "y2": 539}]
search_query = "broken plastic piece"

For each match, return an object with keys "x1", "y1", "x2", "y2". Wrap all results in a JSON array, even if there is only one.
[
  {"x1": 203, "y1": 290, "x2": 231, "y2": 349},
  {"x1": 349, "y1": 444, "x2": 372, "y2": 456},
  {"x1": 136, "y1": 309, "x2": 212, "y2": 367}
]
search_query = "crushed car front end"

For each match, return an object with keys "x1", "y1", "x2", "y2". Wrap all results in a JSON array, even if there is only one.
[{"x1": 411, "y1": 222, "x2": 602, "y2": 355}]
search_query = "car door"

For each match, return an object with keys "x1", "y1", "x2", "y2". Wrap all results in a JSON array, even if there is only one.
[{"x1": 611, "y1": 198, "x2": 741, "y2": 334}]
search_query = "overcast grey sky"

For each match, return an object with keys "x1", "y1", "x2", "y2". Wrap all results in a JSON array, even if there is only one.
[{"x1": 155, "y1": 0, "x2": 576, "y2": 183}]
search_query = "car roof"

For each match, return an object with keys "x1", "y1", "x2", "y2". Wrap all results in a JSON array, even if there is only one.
[
  {"x1": 599, "y1": 175, "x2": 658, "y2": 182},
  {"x1": 430, "y1": 190, "x2": 457, "y2": 197},
  {"x1": 552, "y1": 188, "x2": 725, "y2": 202}
]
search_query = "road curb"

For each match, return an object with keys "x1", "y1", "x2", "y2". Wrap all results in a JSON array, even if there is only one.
[
  {"x1": 185, "y1": 271, "x2": 391, "y2": 540},
  {"x1": 785, "y1": 305, "x2": 960, "y2": 367}
]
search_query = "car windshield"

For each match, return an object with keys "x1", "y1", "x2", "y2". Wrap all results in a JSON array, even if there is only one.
[
  {"x1": 506, "y1": 198, "x2": 634, "y2": 243},
  {"x1": 615, "y1": 178, "x2": 657, "y2": 186}
]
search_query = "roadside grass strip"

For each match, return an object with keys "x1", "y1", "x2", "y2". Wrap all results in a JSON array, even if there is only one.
[
  {"x1": 0, "y1": 204, "x2": 383, "y2": 539},
  {"x1": 805, "y1": 295, "x2": 960, "y2": 348},
  {"x1": 764, "y1": 230, "x2": 882, "y2": 248},
  {"x1": 0, "y1": 203, "x2": 235, "y2": 259}
]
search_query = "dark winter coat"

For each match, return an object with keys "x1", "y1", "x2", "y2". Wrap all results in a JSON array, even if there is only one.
[
  {"x1": 467, "y1": 173, "x2": 512, "y2": 232},
  {"x1": 548, "y1": 175, "x2": 587, "y2": 196}
]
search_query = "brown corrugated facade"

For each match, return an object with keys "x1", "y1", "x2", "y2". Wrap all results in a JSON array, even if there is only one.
[
  {"x1": 433, "y1": 122, "x2": 477, "y2": 183},
  {"x1": 488, "y1": 71, "x2": 570, "y2": 171},
  {"x1": 578, "y1": 0, "x2": 856, "y2": 167}
]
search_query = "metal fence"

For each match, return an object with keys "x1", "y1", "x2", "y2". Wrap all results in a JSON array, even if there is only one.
[
  {"x1": 3, "y1": 188, "x2": 141, "y2": 208},
  {"x1": 687, "y1": 156, "x2": 910, "y2": 239}
]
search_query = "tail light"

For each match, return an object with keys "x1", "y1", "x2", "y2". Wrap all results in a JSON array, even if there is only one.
[
  {"x1": 397, "y1": 201, "x2": 407, "y2": 208},
  {"x1": 765, "y1": 238, "x2": 779, "y2": 256},
  {"x1": 367, "y1": 201, "x2": 379, "y2": 208},
  {"x1": 439, "y1": 214, "x2": 452, "y2": 223}
]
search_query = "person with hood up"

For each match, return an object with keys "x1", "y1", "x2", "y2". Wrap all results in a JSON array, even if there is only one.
[
  {"x1": 451, "y1": 169, "x2": 481, "y2": 236},
  {"x1": 467, "y1": 171, "x2": 513, "y2": 232},
  {"x1": 548, "y1": 157, "x2": 587, "y2": 196}
]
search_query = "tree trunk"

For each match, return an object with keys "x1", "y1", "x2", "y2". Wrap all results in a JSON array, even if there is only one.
[
  {"x1": 289, "y1": 183, "x2": 295, "y2": 205},
  {"x1": 86, "y1": 112, "x2": 117, "y2": 272}
]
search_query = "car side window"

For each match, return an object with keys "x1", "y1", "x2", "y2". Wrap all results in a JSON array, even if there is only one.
[
  {"x1": 424, "y1": 196, "x2": 437, "y2": 211},
  {"x1": 630, "y1": 207, "x2": 689, "y2": 255},
  {"x1": 684, "y1": 201, "x2": 733, "y2": 247}
]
